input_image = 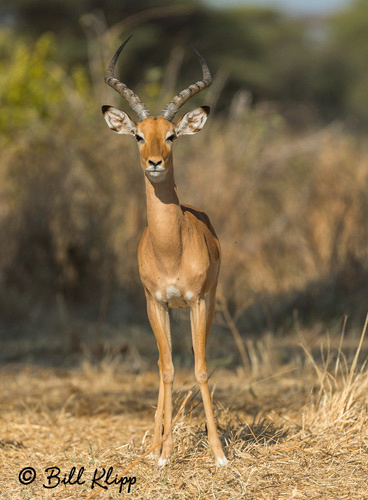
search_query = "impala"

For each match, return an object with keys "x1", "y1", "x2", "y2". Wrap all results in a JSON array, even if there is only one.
[{"x1": 102, "y1": 36, "x2": 227, "y2": 467}]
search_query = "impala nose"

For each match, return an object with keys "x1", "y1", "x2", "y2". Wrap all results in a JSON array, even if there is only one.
[{"x1": 148, "y1": 159, "x2": 162, "y2": 167}]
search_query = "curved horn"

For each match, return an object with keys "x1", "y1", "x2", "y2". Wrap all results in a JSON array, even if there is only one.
[
  {"x1": 161, "y1": 43, "x2": 212, "y2": 122},
  {"x1": 104, "y1": 35, "x2": 151, "y2": 122}
]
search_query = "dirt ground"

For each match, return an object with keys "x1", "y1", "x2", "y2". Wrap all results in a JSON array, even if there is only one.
[{"x1": 1, "y1": 326, "x2": 368, "y2": 500}]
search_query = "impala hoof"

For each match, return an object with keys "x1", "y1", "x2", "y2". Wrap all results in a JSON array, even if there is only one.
[{"x1": 215, "y1": 456, "x2": 228, "y2": 467}]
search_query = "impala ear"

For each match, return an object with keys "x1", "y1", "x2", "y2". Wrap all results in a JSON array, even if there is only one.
[
  {"x1": 102, "y1": 105, "x2": 137, "y2": 135},
  {"x1": 175, "y1": 106, "x2": 210, "y2": 136}
]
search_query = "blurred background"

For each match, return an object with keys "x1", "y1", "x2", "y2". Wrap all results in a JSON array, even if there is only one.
[{"x1": 1, "y1": 0, "x2": 368, "y2": 368}]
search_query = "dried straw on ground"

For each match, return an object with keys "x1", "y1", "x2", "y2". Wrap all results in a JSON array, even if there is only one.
[{"x1": 1, "y1": 328, "x2": 368, "y2": 499}]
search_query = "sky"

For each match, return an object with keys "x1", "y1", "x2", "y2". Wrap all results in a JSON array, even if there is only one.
[{"x1": 204, "y1": 0, "x2": 351, "y2": 15}]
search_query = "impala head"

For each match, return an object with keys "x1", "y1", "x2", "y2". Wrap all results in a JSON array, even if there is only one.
[{"x1": 102, "y1": 36, "x2": 212, "y2": 183}]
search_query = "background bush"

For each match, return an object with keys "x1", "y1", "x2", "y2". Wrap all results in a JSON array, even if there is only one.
[{"x1": 1, "y1": 0, "x2": 368, "y2": 359}]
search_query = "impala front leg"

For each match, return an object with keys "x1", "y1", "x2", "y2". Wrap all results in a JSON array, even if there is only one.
[
  {"x1": 191, "y1": 298, "x2": 228, "y2": 466},
  {"x1": 151, "y1": 364, "x2": 164, "y2": 458},
  {"x1": 145, "y1": 292, "x2": 174, "y2": 465}
]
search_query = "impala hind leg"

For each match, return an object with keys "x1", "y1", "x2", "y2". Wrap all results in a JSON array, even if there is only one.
[
  {"x1": 145, "y1": 292, "x2": 174, "y2": 464},
  {"x1": 205, "y1": 282, "x2": 217, "y2": 344},
  {"x1": 190, "y1": 297, "x2": 228, "y2": 466}
]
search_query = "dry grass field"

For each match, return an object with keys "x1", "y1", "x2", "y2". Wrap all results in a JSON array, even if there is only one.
[{"x1": 2, "y1": 322, "x2": 368, "y2": 500}]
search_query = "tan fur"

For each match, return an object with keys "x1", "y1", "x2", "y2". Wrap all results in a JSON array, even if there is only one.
[{"x1": 104, "y1": 109, "x2": 227, "y2": 466}]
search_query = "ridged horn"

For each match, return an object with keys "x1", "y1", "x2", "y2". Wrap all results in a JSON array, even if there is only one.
[
  {"x1": 104, "y1": 35, "x2": 151, "y2": 122},
  {"x1": 161, "y1": 43, "x2": 212, "y2": 122}
]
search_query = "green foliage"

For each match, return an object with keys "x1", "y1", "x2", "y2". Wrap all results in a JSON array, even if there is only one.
[
  {"x1": 328, "y1": 0, "x2": 368, "y2": 123},
  {"x1": 4, "y1": 0, "x2": 368, "y2": 125},
  {"x1": 0, "y1": 31, "x2": 91, "y2": 135}
]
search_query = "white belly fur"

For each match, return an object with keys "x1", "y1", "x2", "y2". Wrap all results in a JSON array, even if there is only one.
[{"x1": 155, "y1": 286, "x2": 191, "y2": 308}]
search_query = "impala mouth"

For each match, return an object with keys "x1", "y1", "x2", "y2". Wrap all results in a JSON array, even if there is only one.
[{"x1": 145, "y1": 165, "x2": 167, "y2": 181}]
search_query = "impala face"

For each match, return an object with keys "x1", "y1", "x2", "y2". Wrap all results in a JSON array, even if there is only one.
[
  {"x1": 135, "y1": 117, "x2": 175, "y2": 183},
  {"x1": 102, "y1": 107, "x2": 210, "y2": 183}
]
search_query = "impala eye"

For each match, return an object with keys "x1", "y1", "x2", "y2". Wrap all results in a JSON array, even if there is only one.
[
  {"x1": 135, "y1": 134, "x2": 144, "y2": 142},
  {"x1": 166, "y1": 134, "x2": 175, "y2": 142}
]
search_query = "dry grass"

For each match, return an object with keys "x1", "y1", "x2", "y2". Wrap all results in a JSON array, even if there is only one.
[{"x1": 1, "y1": 327, "x2": 368, "y2": 499}]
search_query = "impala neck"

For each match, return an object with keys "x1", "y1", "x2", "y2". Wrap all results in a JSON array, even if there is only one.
[{"x1": 143, "y1": 157, "x2": 184, "y2": 270}]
